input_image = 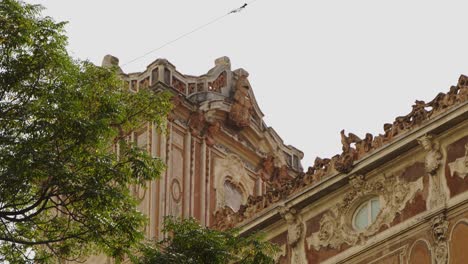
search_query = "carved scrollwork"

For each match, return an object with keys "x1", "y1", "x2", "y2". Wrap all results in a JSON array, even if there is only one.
[{"x1": 307, "y1": 174, "x2": 423, "y2": 250}]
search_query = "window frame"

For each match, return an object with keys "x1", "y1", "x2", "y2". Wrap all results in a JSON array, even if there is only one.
[{"x1": 352, "y1": 197, "x2": 380, "y2": 231}]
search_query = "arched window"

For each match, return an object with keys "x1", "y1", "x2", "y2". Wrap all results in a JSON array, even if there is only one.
[
  {"x1": 223, "y1": 181, "x2": 243, "y2": 212},
  {"x1": 353, "y1": 197, "x2": 380, "y2": 231}
]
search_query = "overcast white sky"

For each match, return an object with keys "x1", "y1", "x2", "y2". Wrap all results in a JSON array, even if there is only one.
[{"x1": 26, "y1": 0, "x2": 468, "y2": 168}]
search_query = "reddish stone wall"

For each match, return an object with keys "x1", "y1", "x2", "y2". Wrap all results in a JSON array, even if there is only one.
[
  {"x1": 391, "y1": 162, "x2": 428, "y2": 226},
  {"x1": 450, "y1": 220, "x2": 468, "y2": 264},
  {"x1": 301, "y1": 162, "x2": 430, "y2": 262},
  {"x1": 445, "y1": 135, "x2": 468, "y2": 198},
  {"x1": 304, "y1": 211, "x2": 350, "y2": 263},
  {"x1": 409, "y1": 240, "x2": 431, "y2": 264},
  {"x1": 270, "y1": 232, "x2": 289, "y2": 264}
]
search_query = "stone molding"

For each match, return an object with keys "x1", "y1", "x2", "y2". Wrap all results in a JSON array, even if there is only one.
[{"x1": 217, "y1": 79, "x2": 467, "y2": 229}]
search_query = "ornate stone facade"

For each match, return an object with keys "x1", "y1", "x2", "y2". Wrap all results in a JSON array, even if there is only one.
[
  {"x1": 228, "y1": 75, "x2": 466, "y2": 264},
  {"x1": 85, "y1": 56, "x2": 467, "y2": 263}
]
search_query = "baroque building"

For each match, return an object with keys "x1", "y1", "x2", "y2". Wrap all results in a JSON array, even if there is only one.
[{"x1": 91, "y1": 55, "x2": 467, "y2": 263}]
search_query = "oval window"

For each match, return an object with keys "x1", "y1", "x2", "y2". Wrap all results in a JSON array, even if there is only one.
[{"x1": 353, "y1": 197, "x2": 380, "y2": 231}]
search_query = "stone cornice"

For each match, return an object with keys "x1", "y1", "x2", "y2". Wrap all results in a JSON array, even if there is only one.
[{"x1": 238, "y1": 101, "x2": 468, "y2": 235}]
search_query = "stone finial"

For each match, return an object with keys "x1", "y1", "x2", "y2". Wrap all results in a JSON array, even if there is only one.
[
  {"x1": 215, "y1": 56, "x2": 231, "y2": 68},
  {"x1": 101, "y1": 55, "x2": 123, "y2": 73}
]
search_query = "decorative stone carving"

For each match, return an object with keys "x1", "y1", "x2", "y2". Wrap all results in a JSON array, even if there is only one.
[
  {"x1": 431, "y1": 215, "x2": 449, "y2": 264},
  {"x1": 278, "y1": 206, "x2": 306, "y2": 264},
  {"x1": 187, "y1": 110, "x2": 205, "y2": 136},
  {"x1": 170, "y1": 179, "x2": 182, "y2": 202},
  {"x1": 334, "y1": 152, "x2": 355, "y2": 174},
  {"x1": 213, "y1": 154, "x2": 254, "y2": 211},
  {"x1": 273, "y1": 244, "x2": 287, "y2": 263},
  {"x1": 418, "y1": 134, "x2": 445, "y2": 208},
  {"x1": 307, "y1": 174, "x2": 423, "y2": 250},
  {"x1": 205, "y1": 121, "x2": 221, "y2": 146},
  {"x1": 408, "y1": 100, "x2": 428, "y2": 126},
  {"x1": 355, "y1": 133, "x2": 373, "y2": 159},
  {"x1": 259, "y1": 155, "x2": 275, "y2": 182},
  {"x1": 457, "y1": 75, "x2": 468, "y2": 103},
  {"x1": 258, "y1": 153, "x2": 293, "y2": 190},
  {"x1": 340, "y1": 129, "x2": 361, "y2": 153},
  {"x1": 417, "y1": 134, "x2": 442, "y2": 175},
  {"x1": 448, "y1": 143, "x2": 468, "y2": 179},
  {"x1": 229, "y1": 75, "x2": 253, "y2": 128},
  {"x1": 208, "y1": 76, "x2": 467, "y2": 229},
  {"x1": 212, "y1": 206, "x2": 236, "y2": 230}
]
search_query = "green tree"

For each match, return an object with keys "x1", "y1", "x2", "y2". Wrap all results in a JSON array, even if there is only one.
[
  {"x1": 0, "y1": 0, "x2": 172, "y2": 262},
  {"x1": 137, "y1": 217, "x2": 278, "y2": 264}
]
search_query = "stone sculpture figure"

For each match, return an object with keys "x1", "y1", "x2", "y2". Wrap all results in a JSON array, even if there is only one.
[
  {"x1": 418, "y1": 134, "x2": 445, "y2": 208},
  {"x1": 279, "y1": 206, "x2": 306, "y2": 264},
  {"x1": 340, "y1": 129, "x2": 361, "y2": 153},
  {"x1": 417, "y1": 134, "x2": 442, "y2": 175},
  {"x1": 229, "y1": 75, "x2": 253, "y2": 128},
  {"x1": 205, "y1": 121, "x2": 221, "y2": 146},
  {"x1": 187, "y1": 110, "x2": 206, "y2": 136},
  {"x1": 355, "y1": 133, "x2": 374, "y2": 158},
  {"x1": 259, "y1": 155, "x2": 275, "y2": 182},
  {"x1": 408, "y1": 100, "x2": 428, "y2": 125},
  {"x1": 457, "y1": 75, "x2": 468, "y2": 102}
]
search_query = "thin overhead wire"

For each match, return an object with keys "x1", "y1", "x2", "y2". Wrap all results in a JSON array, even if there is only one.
[{"x1": 121, "y1": 1, "x2": 260, "y2": 67}]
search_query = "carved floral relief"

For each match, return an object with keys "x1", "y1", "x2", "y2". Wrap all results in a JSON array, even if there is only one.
[{"x1": 306, "y1": 174, "x2": 423, "y2": 250}]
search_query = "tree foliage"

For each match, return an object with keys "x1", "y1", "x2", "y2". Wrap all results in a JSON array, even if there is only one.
[
  {"x1": 0, "y1": 0, "x2": 172, "y2": 262},
  {"x1": 136, "y1": 217, "x2": 278, "y2": 264}
]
